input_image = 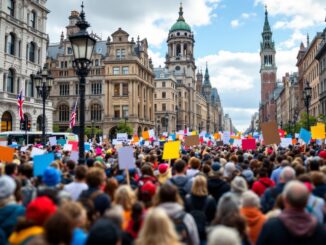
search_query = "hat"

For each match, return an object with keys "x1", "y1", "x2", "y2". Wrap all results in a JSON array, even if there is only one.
[
  {"x1": 158, "y1": 164, "x2": 168, "y2": 174},
  {"x1": 158, "y1": 164, "x2": 171, "y2": 184},
  {"x1": 318, "y1": 150, "x2": 326, "y2": 160},
  {"x1": 43, "y1": 167, "x2": 61, "y2": 187},
  {"x1": 224, "y1": 162, "x2": 236, "y2": 178},
  {"x1": 231, "y1": 176, "x2": 248, "y2": 194},
  {"x1": 26, "y1": 196, "x2": 57, "y2": 226},
  {"x1": 304, "y1": 182, "x2": 313, "y2": 192},
  {"x1": 211, "y1": 162, "x2": 221, "y2": 172},
  {"x1": 86, "y1": 218, "x2": 121, "y2": 245},
  {"x1": 0, "y1": 175, "x2": 16, "y2": 199},
  {"x1": 242, "y1": 169, "x2": 254, "y2": 182},
  {"x1": 140, "y1": 181, "x2": 157, "y2": 197}
]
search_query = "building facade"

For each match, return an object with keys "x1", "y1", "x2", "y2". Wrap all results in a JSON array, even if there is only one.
[
  {"x1": 259, "y1": 7, "x2": 277, "y2": 123},
  {"x1": 316, "y1": 27, "x2": 326, "y2": 116},
  {"x1": 154, "y1": 5, "x2": 224, "y2": 133},
  {"x1": 0, "y1": 0, "x2": 53, "y2": 132}
]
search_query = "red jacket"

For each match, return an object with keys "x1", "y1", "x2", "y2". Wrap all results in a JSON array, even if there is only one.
[{"x1": 252, "y1": 177, "x2": 275, "y2": 197}]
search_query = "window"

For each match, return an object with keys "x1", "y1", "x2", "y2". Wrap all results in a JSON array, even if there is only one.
[
  {"x1": 30, "y1": 11, "x2": 36, "y2": 28},
  {"x1": 59, "y1": 104, "x2": 69, "y2": 121},
  {"x1": 7, "y1": 0, "x2": 14, "y2": 17},
  {"x1": 122, "y1": 83, "x2": 128, "y2": 96},
  {"x1": 114, "y1": 84, "x2": 120, "y2": 96},
  {"x1": 59, "y1": 83, "x2": 69, "y2": 96},
  {"x1": 7, "y1": 33, "x2": 15, "y2": 55},
  {"x1": 1, "y1": 111, "x2": 12, "y2": 132},
  {"x1": 113, "y1": 66, "x2": 120, "y2": 75},
  {"x1": 122, "y1": 66, "x2": 129, "y2": 75},
  {"x1": 122, "y1": 105, "x2": 128, "y2": 118},
  {"x1": 61, "y1": 61, "x2": 64, "y2": 68},
  {"x1": 95, "y1": 59, "x2": 99, "y2": 66},
  {"x1": 162, "y1": 103, "x2": 166, "y2": 111},
  {"x1": 121, "y1": 49, "x2": 126, "y2": 58},
  {"x1": 154, "y1": 93, "x2": 157, "y2": 99},
  {"x1": 162, "y1": 81, "x2": 166, "y2": 87},
  {"x1": 114, "y1": 106, "x2": 120, "y2": 118},
  {"x1": 26, "y1": 79, "x2": 34, "y2": 97},
  {"x1": 7, "y1": 69, "x2": 14, "y2": 93},
  {"x1": 154, "y1": 104, "x2": 157, "y2": 112},
  {"x1": 162, "y1": 92, "x2": 166, "y2": 98},
  {"x1": 91, "y1": 104, "x2": 102, "y2": 121},
  {"x1": 29, "y1": 42, "x2": 36, "y2": 62},
  {"x1": 91, "y1": 82, "x2": 102, "y2": 94},
  {"x1": 67, "y1": 47, "x2": 72, "y2": 54}
]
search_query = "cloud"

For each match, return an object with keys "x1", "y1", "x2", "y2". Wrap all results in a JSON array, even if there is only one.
[
  {"x1": 148, "y1": 49, "x2": 165, "y2": 68},
  {"x1": 230, "y1": 19, "x2": 241, "y2": 28},
  {"x1": 241, "y1": 12, "x2": 257, "y2": 19},
  {"x1": 223, "y1": 107, "x2": 258, "y2": 132},
  {"x1": 279, "y1": 30, "x2": 306, "y2": 49},
  {"x1": 47, "y1": 0, "x2": 221, "y2": 47}
]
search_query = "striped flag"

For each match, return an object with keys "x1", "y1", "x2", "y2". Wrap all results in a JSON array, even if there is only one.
[
  {"x1": 69, "y1": 99, "x2": 78, "y2": 129},
  {"x1": 17, "y1": 89, "x2": 24, "y2": 121}
]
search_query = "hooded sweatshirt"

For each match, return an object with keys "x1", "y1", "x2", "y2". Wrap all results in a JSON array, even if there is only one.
[
  {"x1": 158, "y1": 202, "x2": 199, "y2": 245},
  {"x1": 252, "y1": 177, "x2": 275, "y2": 197},
  {"x1": 207, "y1": 176, "x2": 230, "y2": 204},
  {"x1": 240, "y1": 207, "x2": 266, "y2": 245}
]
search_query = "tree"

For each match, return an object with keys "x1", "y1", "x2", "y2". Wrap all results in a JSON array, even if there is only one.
[
  {"x1": 297, "y1": 112, "x2": 317, "y2": 130},
  {"x1": 53, "y1": 124, "x2": 60, "y2": 132},
  {"x1": 116, "y1": 121, "x2": 133, "y2": 135}
]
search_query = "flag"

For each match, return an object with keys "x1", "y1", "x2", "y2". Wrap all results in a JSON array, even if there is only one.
[
  {"x1": 17, "y1": 89, "x2": 24, "y2": 121},
  {"x1": 69, "y1": 100, "x2": 78, "y2": 129}
]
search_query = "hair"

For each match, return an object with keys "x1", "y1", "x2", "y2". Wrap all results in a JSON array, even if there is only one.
[
  {"x1": 5, "y1": 163, "x2": 17, "y2": 175},
  {"x1": 104, "y1": 205, "x2": 124, "y2": 229},
  {"x1": 208, "y1": 225, "x2": 241, "y2": 245},
  {"x1": 280, "y1": 166, "x2": 296, "y2": 183},
  {"x1": 104, "y1": 177, "x2": 119, "y2": 201},
  {"x1": 86, "y1": 168, "x2": 105, "y2": 188},
  {"x1": 214, "y1": 193, "x2": 239, "y2": 223},
  {"x1": 174, "y1": 159, "x2": 186, "y2": 173},
  {"x1": 189, "y1": 157, "x2": 201, "y2": 169},
  {"x1": 135, "y1": 207, "x2": 180, "y2": 245},
  {"x1": 66, "y1": 160, "x2": 76, "y2": 171},
  {"x1": 75, "y1": 165, "x2": 87, "y2": 181},
  {"x1": 241, "y1": 191, "x2": 260, "y2": 208},
  {"x1": 60, "y1": 201, "x2": 87, "y2": 228},
  {"x1": 191, "y1": 175, "x2": 208, "y2": 196},
  {"x1": 283, "y1": 180, "x2": 309, "y2": 209},
  {"x1": 141, "y1": 164, "x2": 154, "y2": 176},
  {"x1": 310, "y1": 171, "x2": 326, "y2": 186},
  {"x1": 18, "y1": 164, "x2": 33, "y2": 178},
  {"x1": 114, "y1": 185, "x2": 136, "y2": 211},
  {"x1": 154, "y1": 183, "x2": 183, "y2": 206}
]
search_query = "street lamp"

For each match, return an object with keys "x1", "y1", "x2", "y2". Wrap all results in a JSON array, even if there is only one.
[
  {"x1": 165, "y1": 113, "x2": 169, "y2": 133},
  {"x1": 303, "y1": 81, "x2": 312, "y2": 130},
  {"x1": 33, "y1": 65, "x2": 53, "y2": 146},
  {"x1": 69, "y1": 3, "x2": 96, "y2": 164}
]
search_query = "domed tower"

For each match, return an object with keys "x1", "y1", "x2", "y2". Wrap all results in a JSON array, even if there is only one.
[{"x1": 166, "y1": 3, "x2": 196, "y2": 87}]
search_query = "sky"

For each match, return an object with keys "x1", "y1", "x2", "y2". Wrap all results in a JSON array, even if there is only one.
[{"x1": 46, "y1": 0, "x2": 326, "y2": 132}]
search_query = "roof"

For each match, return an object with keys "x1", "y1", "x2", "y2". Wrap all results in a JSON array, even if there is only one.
[{"x1": 170, "y1": 4, "x2": 191, "y2": 32}]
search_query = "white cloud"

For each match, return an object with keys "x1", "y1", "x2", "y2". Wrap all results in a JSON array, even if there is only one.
[
  {"x1": 148, "y1": 49, "x2": 165, "y2": 68},
  {"x1": 279, "y1": 30, "x2": 306, "y2": 49},
  {"x1": 230, "y1": 19, "x2": 241, "y2": 28},
  {"x1": 241, "y1": 12, "x2": 257, "y2": 19}
]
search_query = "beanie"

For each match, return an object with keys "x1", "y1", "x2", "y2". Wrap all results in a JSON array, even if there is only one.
[
  {"x1": 26, "y1": 196, "x2": 57, "y2": 226},
  {"x1": 242, "y1": 169, "x2": 254, "y2": 182},
  {"x1": 158, "y1": 164, "x2": 168, "y2": 174},
  {"x1": 0, "y1": 175, "x2": 16, "y2": 199},
  {"x1": 211, "y1": 162, "x2": 221, "y2": 172},
  {"x1": 140, "y1": 181, "x2": 157, "y2": 197},
  {"x1": 43, "y1": 167, "x2": 61, "y2": 187},
  {"x1": 86, "y1": 218, "x2": 121, "y2": 245},
  {"x1": 318, "y1": 150, "x2": 326, "y2": 160}
]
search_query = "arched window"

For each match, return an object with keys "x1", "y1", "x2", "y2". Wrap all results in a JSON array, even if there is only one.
[
  {"x1": 7, "y1": 0, "x2": 14, "y2": 17},
  {"x1": 176, "y1": 44, "x2": 181, "y2": 57},
  {"x1": 30, "y1": 10, "x2": 37, "y2": 28},
  {"x1": 36, "y1": 115, "x2": 42, "y2": 131},
  {"x1": 1, "y1": 111, "x2": 12, "y2": 131},
  {"x1": 7, "y1": 68, "x2": 14, "y2": 93},
  {"x1": 91, "y1": 104, "x2": 101, "y2": 121},
  {"x1": 7, "y1": 33, "x2": 15, "y2": 55},
  {"x1": 59, "y1": 104, "x2": 69, "y2": 121},
  {"x1": 29, "y1": 42, "x2": 36, "y2": 62}
]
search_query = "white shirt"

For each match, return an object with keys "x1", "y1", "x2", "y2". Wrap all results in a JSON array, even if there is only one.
[{"x1": 63, "y1": 181, "x2": 88, "y2": 201}]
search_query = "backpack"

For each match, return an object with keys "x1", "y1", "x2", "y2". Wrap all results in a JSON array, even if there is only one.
[
  {"x1": 186, "y1": 196, "x2": 208, "y2": 240},
  {"x1": 261, "y1": 186, "x2": 279, "y2": 213},
  {"x1": 171, "y1": 211, "x2": 192, "y2": 245},
  {"x1": 170, "y1": 178, "x2": 188, "y2": 201}
]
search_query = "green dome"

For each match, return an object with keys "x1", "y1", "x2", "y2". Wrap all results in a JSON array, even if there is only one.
[{"x1": 170, "y1": 20, "x2": 191, "y2": 32}]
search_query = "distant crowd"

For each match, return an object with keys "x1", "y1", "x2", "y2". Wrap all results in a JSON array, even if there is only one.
[{"x1": 1, "y1": 141, "x2": 326, "y2": 245}]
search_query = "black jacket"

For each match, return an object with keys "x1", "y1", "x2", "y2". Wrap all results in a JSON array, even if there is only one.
[
  {"x1": 207, "y1": 176, "x2": 230, "y2": 204},
  {"x1": 256, "y1": 217, "x2": 326, "y2": 245},
  {"x1": 260, "y1": 183, "x2": 285, "y2": 213}
]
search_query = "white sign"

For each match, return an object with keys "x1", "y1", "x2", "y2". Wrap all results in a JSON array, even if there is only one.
[
  {"x1": 118, "y1": 146, "x2": 136, "y2": 170},
  {"x1": 31, "y1": 147, "x2": 45, "y2": 157},
  {"x1": 63, "y1": 144, "x2": 73, "y2": 151},
  {"x1": 70, "y1": 151, "x2": 79, "y2": 162},
  {"x1": 117, "y1": 133, "x2": 128, "y2": 141},
  {"x1": 49, "y1": 137, "x2": 57, "y2": 146},
  {"x1": 222, "y1": 131, "x2": 231, "y2": 145},
  {"x1": 280, "y1": 138, "x2": 292, "y2": 148}
]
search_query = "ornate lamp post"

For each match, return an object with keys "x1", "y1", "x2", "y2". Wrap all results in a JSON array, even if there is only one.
[
  {"x1": 33, "y1": 65, "x2": 53, "y2": 146},
  {"x1": 303, "y1": 81, "x2": 312, "y2": 130},
  {"x1": 69, "y1": 3, "x2": 96, "y2": 164}
]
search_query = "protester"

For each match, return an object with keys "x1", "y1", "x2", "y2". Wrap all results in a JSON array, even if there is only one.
[{"x1": 208, "y1": 225, "x2": 241, "y2": 245}]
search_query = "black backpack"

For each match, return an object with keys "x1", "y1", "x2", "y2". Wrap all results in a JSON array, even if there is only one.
[
  {"x1": 186, "y1": 196, "x2": 208, "y2": 240},
  {"x1": 171, "y1": 211, "x2": 192, "y2": 245}
]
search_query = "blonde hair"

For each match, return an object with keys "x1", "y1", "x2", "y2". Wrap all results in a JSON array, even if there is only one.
[
  {"x1": 191, "y1": 175, "x2": 208, "y2": 196},
  {"x1": 136, "y1": 207, "x2": 181, "y2": 245},
  {"x1": 114, "y1": 185, "x2": 136, "y2": 211},
  {"x1": 60, "y1": 201, "x2": 86, "y2": 227}
]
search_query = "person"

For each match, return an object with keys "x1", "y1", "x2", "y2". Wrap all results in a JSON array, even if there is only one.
[
  {"x1": 251, "y1": 168, "x2": 275, "y2": 197},
  {"x1": 257, "y1": 181, "x2": 326, "y2": 245},
  {"x1": 185, "y1": 175, "x2": 216, "y2": 243},
  {"x1": 0, "y1": 175, "x2": 25, "y2": 244},
  {"x1": 157, "y1": 163, "x2": 172, "y2": 184},
  {"x1": 230, "y1": 176, "x2": 248, "y2": 206},
  {"x1": 86, "y1": 218, "x2": 122, "y2": 245},
  {"x1": 303, "y1": 182, "x2": 325, "y2": 224},
  {"x1": 207, "y1": 162, "x2": 230, "y2": 204},
  {"x1": 167, "y1": 159, "x2": 189, "y2": 200},
  {"x1": 208, "y1": 225, "x2": 241, "y2": 245},
  {"x1": 63, "y1": 165, "x2": 88, "y2": 201},
  {"x1": 135, "y1": 207, "x2": 181, "y2": 245},
  {"x1": 270, "y1": 160, "x2": 289, "y2": 184},
  {"x1": 260, "y1": 166, "x2": 295, "y2": 213},
  {"x1": 156, "y1": 183, "x2": 199, "y2": 245},
  {"x1": 240, "y1": 191, "x2": 266, "y2": 245}
]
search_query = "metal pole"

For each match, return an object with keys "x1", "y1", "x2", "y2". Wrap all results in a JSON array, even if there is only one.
[
  {"x1": 306, "y1": 103, "x2": 310, "y2": 130},
  {"x1": 42, "y1": 81, "x2": 46, "y2": 146},
  {"x1": 79, "y1": 76, "x2": 86, "y2": 164}
]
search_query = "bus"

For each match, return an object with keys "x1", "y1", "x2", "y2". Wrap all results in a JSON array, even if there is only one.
[{"x1": 0, "y1": 131, "x2": 78, "y2": 145}]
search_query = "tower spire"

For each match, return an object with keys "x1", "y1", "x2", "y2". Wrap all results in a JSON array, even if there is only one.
[
  {"x1": 263, "y1": 5, "x2": 271, "y2": 32},
  {"x1": 307, "y1": 33, "x2": 310, "y2": 47},
  {"x1": 178, "y1": 2, "x2": 185, "y2": 21},
  {"x1": 204, "y1": 62, "x2": 210, "y2": 85}
]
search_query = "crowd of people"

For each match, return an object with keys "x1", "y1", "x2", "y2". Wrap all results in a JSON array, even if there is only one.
[{"x1": 1, "y1": 141, "x2": 326, "y2": 245}]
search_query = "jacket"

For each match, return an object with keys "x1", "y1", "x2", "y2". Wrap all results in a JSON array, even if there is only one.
[
  {"x1": 260, "y1": 183, "x2": 285, "y2": 213},
  {"x1": 9, "y1": 226, "x2": 43, "y2": 245},
  {"x1": 158, "y1": 202, "x2": 199, "y2": 245},
  {"x1": 251, "y1": 178, "x2": 275, "y2": 197},
  {"x1": 207, "y1": 176, "x2": 230, "y2": 204},
  {"x1": 312, "y1": 184, "x2": 326, "y2": 200}
]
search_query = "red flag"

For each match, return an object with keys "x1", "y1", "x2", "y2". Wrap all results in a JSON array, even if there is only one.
[
  {"x1": 69, "y1": 99, "x2": 78, "y2": 128},
  {"x1": 17, "y1": 89, "x2": 24, "y2": 121}
]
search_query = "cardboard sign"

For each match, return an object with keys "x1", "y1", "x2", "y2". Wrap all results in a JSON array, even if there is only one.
[
  {"x1": 31, "y1": 147, "x2": 45, "y2": 157},
  {"x1": 0, "y1": 146, "x2": 15, "y2": 163},
  {"x1": 162, "y1": 141, "x2": 180, "y2": 160},
  {"x1": 261, "y1": 121, "x2": 281, "y2": 145},
  {"x1": 299, "y1": 128, "x2": 311, "y2": 144},
  {"x1": 33, "y1": 153, "x2": 55, "y2": 177},
  {"x1": 57, "y1": 138, "x2": 66, "y2": 146},
  {"x1": 185, "y1": 135, "x2": 200, "y2": 147},
  {"x1": 213, "y1": 133, "x2": 220, "y2": 140},
  {"x1": 84, "y1": 143, "x2": 91, "y2": 152},
  {"x1": 118, "y1": 146, "x2": 135, "y2": 170},
  {"x1": 280, "y1": 138, "x2": 292, "y2": 148},
  {"x1": 242, "y1": 139, "x2": 256, "y2": 150},
  {"x1": 233, "y1": 139, "x2": 242, "y2": 147},
  {"x1": 311, "y1": 124, "x2": 325, "y2": 139}
]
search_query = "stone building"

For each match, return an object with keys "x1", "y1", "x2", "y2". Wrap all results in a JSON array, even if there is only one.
[
  {"x1": 154, "y1": 5, "x2": 223, "y2": 133},
  {"x1": 0, "y1": 0, "x2": 53, "y2": 132},
  {"x1": 316, "y1": 27, "x2": 326, "y2": 116}
]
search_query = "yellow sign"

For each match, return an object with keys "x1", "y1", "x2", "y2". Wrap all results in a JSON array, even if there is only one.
[
  {"x1": 162, "y1": 141, "x2": 180, "y2": 160},
  {"x1": 311, "y1": 124, "x2": 325, "y2": 139}
]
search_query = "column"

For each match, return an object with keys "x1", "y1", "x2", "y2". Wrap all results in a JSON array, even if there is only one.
[{"x1": 128, "y1": 80, "x2": 133, "y2": 117}]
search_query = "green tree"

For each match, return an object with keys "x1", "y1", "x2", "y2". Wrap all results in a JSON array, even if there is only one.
[
  {"x1": 116, "y1": 121, "x2": 133, "y2": 135},
  {"x1": 84, "y1": 127, "x2": 103, "y2": 138},
  {"x1": 297, "y1": 112, "x2": 317, "y2": 130},
  {"x1": 53, "y1": 124, "x2": 60, "y2": 132}
]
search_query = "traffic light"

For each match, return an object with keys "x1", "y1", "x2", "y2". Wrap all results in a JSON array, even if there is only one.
[{"x1": 27, "y1": 120, "x2": 31, "y2": 131}]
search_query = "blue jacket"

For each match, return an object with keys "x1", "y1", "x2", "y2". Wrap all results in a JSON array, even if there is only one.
[{"x1": 260, "y1": 183, "x2": 285, "y2": 213}]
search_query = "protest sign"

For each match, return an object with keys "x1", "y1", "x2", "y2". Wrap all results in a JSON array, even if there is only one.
[
  {"x1": 33, "y1": 153, "x2": 54, "y2": 176},
  {"x1": 0, "y1": 146, "x2": 15, "y2": 162},
  {"x1": 162, "y1": 141, "x2": 180, "y2": 160},
  {"x1": 185, "y1": 135, "x2": 200, "y2": 147},
  {"x1": 118, "y1": 146, "x2": 136, "y2": 170},
  {"x1": 261, "y1": 121, "x2": 281, "y2": 145}
]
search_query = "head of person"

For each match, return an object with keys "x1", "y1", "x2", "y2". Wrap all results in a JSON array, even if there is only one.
[
  {"x1": 279, "y1": 166, "x2": 296, "y2": 183},
  {"x1": 208, "y1": 225, "x2": 241, "y2": 245},
  {"x1": 86, "y1": 167, "x2": 105, "y2": 188},
  {"x1": 241, "y1": 191, "x2": 260, "y2": 209},
  {"x1": 104, "y1": 177, "x2": 119, "y2": 201},
  {"x1": 26, "y1": 196, "x2": 57, "y2": 226},
  {"x1": 231, "y1": 176, "x2": 248, "y2": 194},
  {"x1": 74, "y1": 165, "x2": 87, "y2": 181},
  {"x1": 155, "y1": 183, "x2": 182, "y2": 205},
  {"x1": 60, "y1": 201, "x2": 87, "y2": 228},
  {"x1": 86, "y1": 218, "x2": 121, "y2": 245},
  {"x1": 135, "y1": 207, "x2": 180, "y2": 245},
  {"x1": 215, "y1": 193, "x2": 239, "y2": 222},
  {"x1": 141, "y1": 164, "x2": 154, "y2": 176},
  {"x1": 283, "y1": 180, "x2": 309, "y2": 210},
  {"x1": 0, "y1": 175, "x2": 16, "y2": 206},
  {"x1": 191, "y1": 175, "x2": 208, "y2": 196},
  {"x1": 174, "y1": 159, "x2": 187, "y2": 174},
  {"x1": 42, "y1": 167, "x2": 61, "y2": 187},
  {"x1": 189, "y1": 157, "x2": 201, "y2": 170},
  {"x1": 114, "y1": 185, "x2": 136, "y2": 211}
]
